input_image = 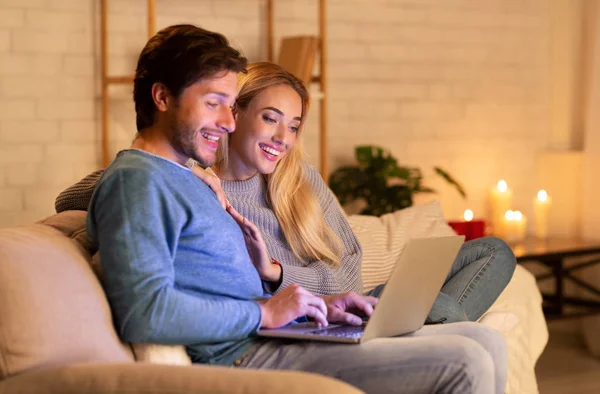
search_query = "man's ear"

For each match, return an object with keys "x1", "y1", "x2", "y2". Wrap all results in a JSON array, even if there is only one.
[{"x1": 151, "y1": 82, "x2": 171, "y2": 112}]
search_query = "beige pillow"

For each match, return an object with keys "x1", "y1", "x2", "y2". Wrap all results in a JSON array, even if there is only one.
[
  {"x1": 91, "y1": 243, "x2": 192, "y2": 365},
  {"x1": 348, "y1": 200, "x2": 456, "y2": 292},
  {"x1": 90, "y1": 252, "x2": 191, "y2": 365},
  {"x1": 45, "y1": 213, "x2": 192, "y2": 366},
  {"x1": 131, "y1": 344, "x2": 192, "y2": 365},
  {"x1": 0, "y1": 219, "x2": 134, "y2": 379}
]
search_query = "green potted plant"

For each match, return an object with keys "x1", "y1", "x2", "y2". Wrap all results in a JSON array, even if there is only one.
[{"x1": 328, "y1": 145, "x2": 466, "y2": 217}]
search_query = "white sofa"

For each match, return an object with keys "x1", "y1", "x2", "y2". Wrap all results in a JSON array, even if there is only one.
[{"x1": 349, "y1": 200, "x2": 549, "y2": 394}]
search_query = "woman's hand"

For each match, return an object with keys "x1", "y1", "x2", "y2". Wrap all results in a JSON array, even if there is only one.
[
  {"x1": 187, "y1": 162, "x2": 228, "y2": 210},
  {"x1": 227, "y1": 204, "x2": 282, "y2": 282}
]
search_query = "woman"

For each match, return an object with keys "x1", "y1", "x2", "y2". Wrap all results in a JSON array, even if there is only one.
[{"x1": 56, "y1": 62, "x2": 516, "y2": 325}]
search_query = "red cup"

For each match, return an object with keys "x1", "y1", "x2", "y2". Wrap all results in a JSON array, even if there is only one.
[
  {"x1": 448, "y1": 220, "x2": 486, "y2": 241},
  {"x1": 448, "y1": 221, "x2": 469, "y2": 238},
  {"x1": 469, "y1": 220, "x2": 486, "y2": 240}
]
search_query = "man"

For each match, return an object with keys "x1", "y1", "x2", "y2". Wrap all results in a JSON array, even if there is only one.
[{"x1": 88, "y1": 24, "x2": 505, "y2": 394}]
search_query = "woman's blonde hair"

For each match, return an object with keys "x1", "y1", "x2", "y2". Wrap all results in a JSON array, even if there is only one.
[{"x1": 216, "y1": 62, "x2": 342, "y2": 267}]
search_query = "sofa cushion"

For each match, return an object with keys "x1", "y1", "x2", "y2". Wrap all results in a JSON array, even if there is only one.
[
  {"x1": 348, "y1": 200, "x2": 456, "y2": 292},
  {"x1": 131, "y1": 343, "x2": 192, "y2": 366},
  {"x1": 41, "y1": 213, "x2": 191, "y2": 366},
  {"x1": 40, "y1": 210, "x2": 95, "y2": 254},
  {"x1": 0, "y1": 362, "x2": 365, "y2": 394},
  {"x1": 0, "y1": 212, "x2": 133, "y2": 379}
]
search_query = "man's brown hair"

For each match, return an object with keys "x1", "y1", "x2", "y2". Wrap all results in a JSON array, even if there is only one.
[{"x1": 133, "y1": 24, "x2": 247, "y2": 131}]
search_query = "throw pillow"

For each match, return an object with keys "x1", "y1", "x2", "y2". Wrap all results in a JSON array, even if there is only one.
[{"x1": 348, "y1": 200, "x2": 455, "y2": 292}]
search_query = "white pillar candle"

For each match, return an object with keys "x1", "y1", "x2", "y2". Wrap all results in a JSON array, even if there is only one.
[
  {"x1": 534, "y1": 190, "x2": 551, "y2": 239},
  {"x1": 503, "y1": 210, "x2": 527, "y2": 243},
  {"x1": 490, "y1": 180, "x2": 513, "y2": 238},
  {"x1": 513, "y1": 210, "x2": 527, "y2": 242},
  {"x1": 503, "y1": 210, "x2": 516, "y2": 243}
]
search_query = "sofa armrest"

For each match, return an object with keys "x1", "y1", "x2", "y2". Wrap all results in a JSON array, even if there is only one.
[{"x1": 0, "y1": 362, "x2": 364, "y2": 394}]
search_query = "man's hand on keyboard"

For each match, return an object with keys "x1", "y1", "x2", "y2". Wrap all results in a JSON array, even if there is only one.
[
  {"x1": 321, "y1": 292, "x2": 378, "y2": 326},
  {"x1": 259, "y1": 284, "x2": 329, "y2": 328}
]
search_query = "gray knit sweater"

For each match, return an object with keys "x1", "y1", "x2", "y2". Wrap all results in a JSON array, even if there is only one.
[{"x1": 55, "y1": 165, "x2": 363, "y2": 296}]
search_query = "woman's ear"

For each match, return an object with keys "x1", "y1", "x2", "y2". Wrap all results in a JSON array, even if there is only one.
[{"x1": 151, "y1": 82, "x2": 171, "y2": 112}]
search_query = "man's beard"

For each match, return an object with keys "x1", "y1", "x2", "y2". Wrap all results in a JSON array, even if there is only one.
[{"x1": 168, "y1": 117, "x2": 213, "y2": 167}]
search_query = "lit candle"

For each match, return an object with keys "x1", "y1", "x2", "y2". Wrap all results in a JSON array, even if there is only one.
[
  {"x1": 465, "y1": 209, "x2": 486, "y2": 240},
  {"x1": 490, "y1": 180, "x2": 513, "y2": 238},
  {"x1": 503, "y1": 210, "x2": 516, "y2": 242},
  {"x1": 513, "y1": 210, "x2": 527, "y2": 242},
  {"x1": 534, "y1": 190, "x2": 551, "y2": 239},
  {"x1": 449, "y1": 210, "x2": 475, "y2": 241},
  {"x1": 503, "y1": 210, "x2": 527, "y2": 243},
  {"x1": 464, "y1": 209, "x2": 474, "y2": 222}
]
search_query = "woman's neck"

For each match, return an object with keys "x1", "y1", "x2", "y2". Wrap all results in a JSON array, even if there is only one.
[{"x1": 213, "y1": 152, "x2": 258, "y2": 181}]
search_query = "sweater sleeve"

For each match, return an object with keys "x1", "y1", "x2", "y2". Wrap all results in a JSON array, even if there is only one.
[
  {"x1": 55, "y1": 169, "x2": 104, "y2": 213},
  {"x1": 276, "y1": 165, "x2": 363, "y2": 296},
  {"x1": 88, "y1": 168, "x2": 262, "y2": 345}
]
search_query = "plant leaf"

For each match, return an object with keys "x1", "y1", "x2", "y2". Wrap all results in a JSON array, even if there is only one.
[
  {"x1": 434, "y1": 167, "x2": 467, "y2": 198},
  {"x1": 388, "y1": 185, "x2": 413, "y2": 210},
  {"x1": 328, "y1": 166, "x2": 368, "y2": 205},
  {"x1": 388, "y1": 163, "x2": 409, "y2": 179},
  {"x1": 330, "y1": 144, "x2": 467, "y2": 216},
  {"x1": 414, "y1": 186, "x2": 437, "y2": 194},
  {"x1": 355, "y1": 146, "x2": 374, "y2": 167}
]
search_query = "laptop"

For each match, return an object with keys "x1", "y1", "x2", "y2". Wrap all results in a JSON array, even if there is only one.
[{"x1": 258, "y1": 235, "x2": 464, "y2": 344}]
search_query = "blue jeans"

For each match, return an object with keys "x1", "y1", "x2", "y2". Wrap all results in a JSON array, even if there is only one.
[
  {"x1": 366, "y1": 236, "x2": 516, "y2": 323},
  {"x1": 240, "y1": 322, "x2": 507, "y2": 394}
]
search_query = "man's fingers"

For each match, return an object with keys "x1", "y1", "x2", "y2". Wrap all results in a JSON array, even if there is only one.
[
  {"x1": 338, "y1": 311, "x2": 363, "y2": 326},
  {"x1": 301, "y1": 292, "x2": 328, "y2": 319},
  {"x1": 343, "y1": 293, "x2": 378, "y2": 317},
  {"x1": 353, "y1": 297, "x2": 375, "y2": 317},
  {"x1": 291, "y1": 287, "x2": 328, "y2": 325},
  {"x1": 304, "y1": 305, "x2": 328, "y2": 327},
  {"x1": 362, "y1": 296, "x2": 378, "y2": 316}
]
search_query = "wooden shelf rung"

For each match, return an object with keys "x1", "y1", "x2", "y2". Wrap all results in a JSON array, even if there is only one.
[
  {"x1": 309, "y1": 86, "x2": 325, "y2": 100},
  {"x1": 105, "y1": 75, "x2": 135, "y2": 84}
]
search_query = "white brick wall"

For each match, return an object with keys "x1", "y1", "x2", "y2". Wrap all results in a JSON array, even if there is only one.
[{"x1": 0, "y1": 0, "x2": 551, "y2": 228}]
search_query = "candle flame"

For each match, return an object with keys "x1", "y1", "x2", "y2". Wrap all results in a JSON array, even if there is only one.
[
  {"x1": 464, "y1": 209, "x2": 474, "y2": 222},
  {"x1": 505, "y1": 210, "x2": 514, "y2": 220},
  {"x1": 537, "y1": 190, "x2": 548, "y2": 202},
  {"x1": 497, "y1": 180, "x2": 508, "y2": 192},
  {"x1": 514, "y1": 210, "x2": 523, "y2": 221}
]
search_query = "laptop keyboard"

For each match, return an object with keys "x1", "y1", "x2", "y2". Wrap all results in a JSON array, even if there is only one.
[{"x1": 309, "y1": 325, "x2": 365, "y2": 339}]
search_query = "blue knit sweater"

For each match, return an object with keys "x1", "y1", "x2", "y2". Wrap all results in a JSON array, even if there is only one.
[{"x1": 87, "y1": 149, "x2": 264, "y2": 365}]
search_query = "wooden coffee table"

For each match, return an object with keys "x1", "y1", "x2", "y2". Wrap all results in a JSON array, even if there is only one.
[{"x1": 512, "y1": 237, "x2": 600, "y2": 320}]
